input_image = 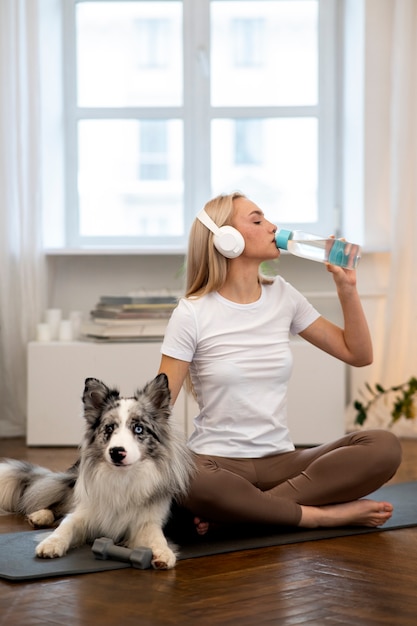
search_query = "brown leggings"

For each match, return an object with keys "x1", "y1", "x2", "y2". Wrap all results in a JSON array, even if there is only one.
[{"x1": 181, "y1": 430, "x2": 402, "y2": 527}]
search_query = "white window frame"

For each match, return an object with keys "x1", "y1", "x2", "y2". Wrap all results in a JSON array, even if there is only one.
[{"x1": 61, "y1": 0, "x2": 340, "y2": 252}]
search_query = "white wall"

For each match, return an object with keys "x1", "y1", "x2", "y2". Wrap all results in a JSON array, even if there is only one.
[
  {"x1": 46, "y1": 253, "x2": 187, "y2": 314},
  {"x1": 45, "y1": 249, "x2": 390, "y2": 409},
  {"x1": 46, "y1": 251, "x2": 388, "y2": 322}
]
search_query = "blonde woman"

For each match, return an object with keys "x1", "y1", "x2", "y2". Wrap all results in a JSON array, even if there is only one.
[{"x1": 158, "y1": 192, "x2": 401, "y2": 534}]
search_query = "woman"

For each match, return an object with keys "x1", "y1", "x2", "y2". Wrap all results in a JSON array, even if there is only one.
[{"x1": 158, "y1": 192, "x2": 402, "y2": 534}]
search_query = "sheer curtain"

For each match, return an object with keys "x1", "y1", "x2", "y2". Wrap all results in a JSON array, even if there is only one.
[
  {"x1": 381, "y1": 0, "x2": 417, "y2": 388},
  {"x1": 0, "y1": 0, "x2": 47, "y2": 436},
  {"x1": 347, "y1": 0, "x2": 417, "y2": 434}
]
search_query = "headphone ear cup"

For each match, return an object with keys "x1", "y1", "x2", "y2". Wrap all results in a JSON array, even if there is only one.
[
  {"x1": 196, "y1": 208, "x2": 245, "y2": 258},
  {"x1": 213, "y1": 226, "x2": 245, "y2": 258}
]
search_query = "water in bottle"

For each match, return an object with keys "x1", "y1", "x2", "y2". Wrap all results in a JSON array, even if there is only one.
[{"x1": 275, "y1": 229, "x2": 361, "y2": 270}]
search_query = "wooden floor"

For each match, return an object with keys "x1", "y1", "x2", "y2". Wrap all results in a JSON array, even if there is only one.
[{"x1": 1, "y1": 438, "x2": 417, "y2": 626}]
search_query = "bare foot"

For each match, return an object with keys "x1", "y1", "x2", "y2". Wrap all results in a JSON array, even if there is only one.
[
  {"x1": 299, "y1": 499, "x2": 394, "y2": 529},
  {"x1": 194, "y1": 517, "x2": 210, "y2": 536}
]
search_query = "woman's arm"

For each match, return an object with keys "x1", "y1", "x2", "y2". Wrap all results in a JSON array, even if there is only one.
[
  {"x1": 157, "y1": 354, "x2": 190, "y2": 405},
  {"x1": 299, "y1": 265, "x2": 373, "y2": 367}
]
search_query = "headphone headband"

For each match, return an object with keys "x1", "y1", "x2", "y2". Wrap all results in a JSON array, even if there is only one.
[{"x1": 197, "y1": 209, "x2": 221, "y2": 236}]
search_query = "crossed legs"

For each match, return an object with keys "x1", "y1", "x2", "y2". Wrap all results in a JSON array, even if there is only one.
[{"x1": 181, "y1": 430, "x2": 402, "y2": 530}]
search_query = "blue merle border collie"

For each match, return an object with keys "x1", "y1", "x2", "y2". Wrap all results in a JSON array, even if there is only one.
[{"x1": 0, "y1": 374, "x2": 193, "y2": 569}]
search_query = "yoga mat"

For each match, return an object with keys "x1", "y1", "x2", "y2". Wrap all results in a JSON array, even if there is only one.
[
  {"x1": 0, "y1": 530, "x2": 130, "y2": 580},
  {"x1": 1, "y1": 481, "x2": 416, "y2": 581},
  {"x1": 176, "y1": 481, "x2": 417, "y2": 559}
]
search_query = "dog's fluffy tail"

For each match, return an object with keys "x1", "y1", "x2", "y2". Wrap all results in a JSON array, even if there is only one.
[{"x1": 0, "y1": 458, "x2": 77, "y2": 520}]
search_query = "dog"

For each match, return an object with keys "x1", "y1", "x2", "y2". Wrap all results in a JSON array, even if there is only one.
[{"x1": 0, "y1": 373, "x2": 193, "y2": 569}]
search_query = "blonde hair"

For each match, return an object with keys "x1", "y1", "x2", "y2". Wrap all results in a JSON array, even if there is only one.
[
  {"x1": 184, "y1": 193, "x2": 273, "y2": 397},
  {"x1": 186, "y1": 192, "x2": 272, "y2": 298}
]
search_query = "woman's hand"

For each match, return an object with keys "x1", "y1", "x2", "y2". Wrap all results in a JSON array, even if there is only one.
[
  {"x1": 325, "y1": 262, "x2": 358, "y2": 289},
  {"x1": 325, "y1": 236, "x2": 359, "y2": 289}
]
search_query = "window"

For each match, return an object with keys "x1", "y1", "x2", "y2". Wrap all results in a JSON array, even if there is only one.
[
  {"x1": 135, "y1": 19, "x2": 170, "y2": 68},
  {"x1": 62, "y1": 0, "x2": 338, "y2": 250},
  {"x1": 232, "y1": 18, "x2": 265, "y2": 68},
  {"x1": 139, "y1": 121, "x2": 168, "y2": 180},
  {"x1": 234, "y1": 120, "x2": 263, "y2": 165}
]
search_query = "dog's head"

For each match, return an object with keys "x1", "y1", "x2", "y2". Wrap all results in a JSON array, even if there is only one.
[{"x1": 82, "y1": 373, "x2": 172, "y2": 467}]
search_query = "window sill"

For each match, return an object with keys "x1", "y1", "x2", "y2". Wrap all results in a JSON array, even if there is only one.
[
  {"x1": 44, "y1": 245, "x2": 389, "y2": 257},
  {"x1": 44, "y1": 246, "x2": 187, "y2": 256}
]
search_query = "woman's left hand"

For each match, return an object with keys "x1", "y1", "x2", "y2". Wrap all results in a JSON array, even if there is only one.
[{"x1": 325, "y1": 262, "x2": 357, "y2": 288}]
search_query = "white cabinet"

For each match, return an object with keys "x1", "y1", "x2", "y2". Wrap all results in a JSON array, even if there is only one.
[
  {"x1": 27, "y1": 341, "x2": 188, "y2": 446},
  {"x1": 286, "y1": 340, "x2": 346, "y2": 445},
  {"x1": 27, "y1": 339, "x2": 345, "y2": 447}
]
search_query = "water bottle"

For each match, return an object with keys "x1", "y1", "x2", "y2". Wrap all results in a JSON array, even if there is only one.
[{"x1": 275, "y1": 229, "x2": 361, "y2": 270}]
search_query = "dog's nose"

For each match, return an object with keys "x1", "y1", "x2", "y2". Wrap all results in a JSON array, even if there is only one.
[{"x1": 109, "y1": 447, "x2": 127, "y2": 464}]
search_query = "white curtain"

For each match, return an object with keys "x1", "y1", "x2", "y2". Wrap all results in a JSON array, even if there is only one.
[
  {"x1": 0, "y1": 0, "x2": 47, "y2": 436},
  {"x1": 347, "y1": 0, "x2": 417, "y2": 434},
  {"x1": 381, "y1": 0, "x2": 417, "y2": 387}
]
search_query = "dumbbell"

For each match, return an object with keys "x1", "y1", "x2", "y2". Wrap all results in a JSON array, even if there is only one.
[{"x1": 92, "y1": 537, "x2": 153, "y2": 569}]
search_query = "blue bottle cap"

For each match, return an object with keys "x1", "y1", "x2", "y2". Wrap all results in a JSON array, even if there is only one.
[{"x1": 275, "y1": 229, "x2": 292, "y2": 250}]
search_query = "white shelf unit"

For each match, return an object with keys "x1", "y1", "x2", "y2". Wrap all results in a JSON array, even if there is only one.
[{"x1": 27, "y1": 340, "x2": 345, "y2": 447}]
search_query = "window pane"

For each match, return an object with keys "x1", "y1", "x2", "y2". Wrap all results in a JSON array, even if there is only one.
[
  {"x1": 211, "y1": 0, "x2": 318, "y2": 106},
  {"x1": 139, "y1": 121, "x2": 168, "y2": 180},
  {"x1": 78, "y1": 120, "x2": 184, "y2": 237},
  {"x1": 235, "y1": 119, "x2": 263, "y2": 165},
  {"x1": 211, "y1": 118, "x2": 317, "y2": 223},
  {"x1": 76, "y1": 1, "x2": 183, "y2": 107}
]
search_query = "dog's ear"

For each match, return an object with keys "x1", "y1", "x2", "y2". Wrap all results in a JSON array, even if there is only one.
[
  {"x1": 138, "y1": 373, "x2": 171, "y2": 415},
  {"x1": 83, "y1": 377, "x2": 120, "y2": 413}
]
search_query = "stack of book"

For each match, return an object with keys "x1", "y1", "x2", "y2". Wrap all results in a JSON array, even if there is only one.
[{"x1": 81, "y1": 292, "x2": 180, "y2": 342}]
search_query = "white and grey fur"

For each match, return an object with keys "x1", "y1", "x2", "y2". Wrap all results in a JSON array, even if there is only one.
[{"x1": 0, "y1": 373, "x2": 193, "y2": 569}]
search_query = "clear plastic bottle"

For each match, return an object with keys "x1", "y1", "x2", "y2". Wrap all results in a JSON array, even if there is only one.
[{"x1": 275, "y1": 229, "x2": 361, "y2": 270}]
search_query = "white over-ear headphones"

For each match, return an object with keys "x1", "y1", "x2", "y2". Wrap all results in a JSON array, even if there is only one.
[{"x1": 197, "y1": 209, "x2": 245, "y2": 258}]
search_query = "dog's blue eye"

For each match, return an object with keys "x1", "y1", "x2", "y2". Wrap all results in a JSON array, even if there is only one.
[{"x1": 133, "y1": 424, "x2": 143, "y2": 435}]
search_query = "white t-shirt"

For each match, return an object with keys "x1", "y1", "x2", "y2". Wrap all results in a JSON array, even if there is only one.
[{"x1": 161, "y1": 277, "x2": 321, "y2": 458}]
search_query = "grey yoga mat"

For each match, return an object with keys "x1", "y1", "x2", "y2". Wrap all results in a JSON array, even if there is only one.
[{"x1": 0, "y1": 481, "x2": 416, "y2": 581}]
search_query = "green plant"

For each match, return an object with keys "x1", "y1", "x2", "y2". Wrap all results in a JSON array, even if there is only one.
[
  {"x1": 260, "y1": 259, "x2": 281, "y2": 277},
  {"x1": 354, "y1": 376, "x2": 417, "y2": 426}
]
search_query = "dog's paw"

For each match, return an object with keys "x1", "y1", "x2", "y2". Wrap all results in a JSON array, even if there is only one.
[
  {"x1": 151, "y1": 546, "x2": 176, "y2": 570},
  {"x1": 36, "y1": 535, "x2": 68, "y2": 559},
  {"x1": 27, "y1": 509, "x2": 55, "y2": 528}
]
